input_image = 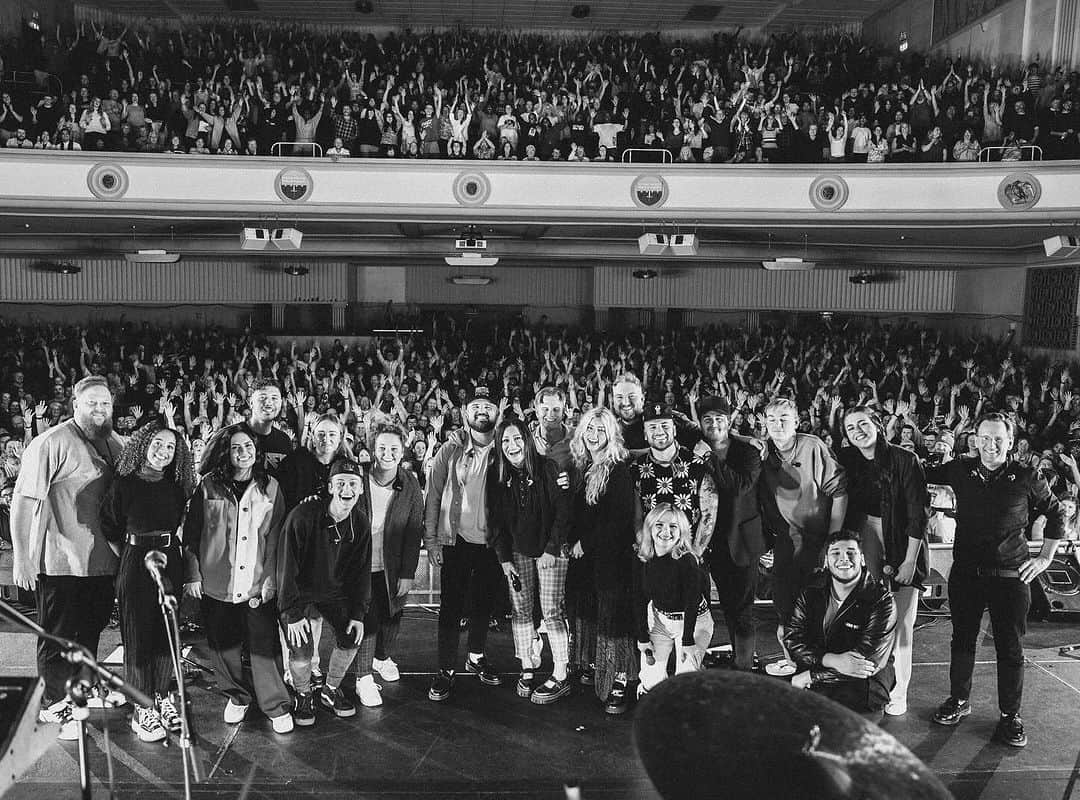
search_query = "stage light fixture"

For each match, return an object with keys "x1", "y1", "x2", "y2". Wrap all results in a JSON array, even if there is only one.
[
  {"x1": 638, "y1": 233, "x2": 669, "y2": 256},
  {"x1": 633, "y1": 269, "x2": 659, "y2": 280},
  {"x1": 669, "y1": 234, "x2": 698, "y2": 256},
  {"x1": 125, "y1": 249, "x2": 181, "y2": 263},
  {"x1": 761, "y1": 257, "x2": 815, "y2": 271},
  {"x1": 284, "y1": 265, "x2": 309, "y2": 277},
  {"x1": 1043, "y1": 235, "x2": 1080, "y2": 258},
  {"x1": 449, "y1": 275, "x2": 494, "y2": 286},
  {"x1": 272, "y1": 227, "x2": 303, "y2": 250},
  {"x1": 445, "y1": 253, "x2": 499, "y2": 267},
  {"x1": 241, "y1": 227, "x2": 271, "y2": 250}
]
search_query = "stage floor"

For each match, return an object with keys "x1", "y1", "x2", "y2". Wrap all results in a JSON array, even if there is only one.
[{"x1": 3, "y1": 573, "x2": 1080, "y2": 799}]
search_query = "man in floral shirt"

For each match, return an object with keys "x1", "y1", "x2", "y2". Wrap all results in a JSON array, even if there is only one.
[{"x1": 631, "y1": 399, "x2": 717, "y2": 556}]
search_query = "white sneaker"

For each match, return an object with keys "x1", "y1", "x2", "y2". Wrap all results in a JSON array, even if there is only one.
[
  {"x1": 270, "y1": 712, "x2": 295, "y2": 734},
  {"x1": 372, "y1": 657, "x2": 400, "y2": 682},
  {"x1": 130, "y1": 706, "x2": 166, "y2": 743},
  {"x1": 884, "y1": 699, "x2": 908, "y2": 716},
  {"x1": 223, "y1": 699, "x2": 249, "y2": 724},
  {"x1": 39, "y1": 699, "x2": 80, "y2": 741},
  {"x1": 355, "y1": 675, "x2": 383, "y2": 707}
]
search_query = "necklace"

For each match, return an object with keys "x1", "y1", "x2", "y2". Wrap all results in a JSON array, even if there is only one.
[{"x1": 330, "y1": 513, "x2": 354, "y2": 545}]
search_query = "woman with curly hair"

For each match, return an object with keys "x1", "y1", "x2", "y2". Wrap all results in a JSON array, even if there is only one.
[
  {"x1": 566, "y1": 406, "x2": 639, "y2": 714},
  {"x1": 101, "y1": 422, "x2": 195, "y2": 742},
  {"x1": 182, "y1": 423, "x2": 293, "y2": 734}
]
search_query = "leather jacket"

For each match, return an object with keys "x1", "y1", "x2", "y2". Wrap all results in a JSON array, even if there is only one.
[{"x1": 785, "y1": 568, "x2": 897, "y2": 696}]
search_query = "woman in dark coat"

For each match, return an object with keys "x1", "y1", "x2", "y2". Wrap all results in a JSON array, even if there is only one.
[
  {"x1": 101, "y1": 422, "x2": 195, "y2": 742},
  {"x1": 567, "y1": 406, "x2": 640, "y2": 714},
  {"x1": 352, "y1": 418, "x2": 424, "y2": 707},
  {"x1": 839, "y1": 406, "x2": 928, "y2": 717},
  {"x1": 487, "y1": 418, "x2": 572, "y2": 704}
]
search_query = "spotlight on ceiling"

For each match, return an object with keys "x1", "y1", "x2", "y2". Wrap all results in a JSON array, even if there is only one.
[
  {"x1": 849, "y1": 271, "x2": 872, "y2": 285},
  {"x1": 571, "y1": 4, "x2": 590, "y2": 18},
  {"x1": 58, "y1": 262, "x2": 81, "y2": 275},
  {"x1": 284, "y1": 265, "x2": 310, "y2": 277},
  {"x1": 633, "y1": 269, "x2": 659, "y2": 280}
]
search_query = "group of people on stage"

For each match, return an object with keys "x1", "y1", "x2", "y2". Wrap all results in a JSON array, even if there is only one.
[{"x1": 10, "y1": 366, "x2": 1065, "y2": 750}]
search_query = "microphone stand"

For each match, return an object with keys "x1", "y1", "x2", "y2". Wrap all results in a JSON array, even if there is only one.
[
  {"x1": 0, "y1": 597, "x2": 154, "y2": 800},
  {"x1": 154, "y1": 582, "x2": 205, "y2": 800}
]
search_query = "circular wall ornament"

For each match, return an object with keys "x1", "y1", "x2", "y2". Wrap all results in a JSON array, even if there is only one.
[
  {"x1": 86, "y1": 163, "x2": 130, "y2": 200},
  {"x1": 631, "y1": 174, "x2": 669, "y2": 209},
  {"x1": 808, "y1": 175, "x2": 849, "y2": 211},
  {"x1": 275, "y1": 167, "x2": 314, "y2": 202},
  {"x1": 997, "y1": 173, "x2": 1041, "y2": 210},
  {"x1": 452, "y1": 172, "x2": 492, "y2": 206}
]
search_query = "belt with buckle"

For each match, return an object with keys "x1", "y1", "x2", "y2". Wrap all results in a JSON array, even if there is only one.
[
  {"x1": 125, "y1": 532, "x2": 175, "y2": 548},
  {"x1": 974, "y1": 566, "x2": 1020, "y2": 578},
  {"x1": 656, "y1": 600, "x2": 710, "y2": 620}
]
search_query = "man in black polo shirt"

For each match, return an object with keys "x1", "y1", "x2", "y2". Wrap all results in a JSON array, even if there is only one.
[{"x1": 927, "y1": 413, "x2": 1063, "y2": 747}]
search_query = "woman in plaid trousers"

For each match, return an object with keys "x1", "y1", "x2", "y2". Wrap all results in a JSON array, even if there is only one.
[{"x1": 486, "y1": 418, "x2": 573, "y2": 704}]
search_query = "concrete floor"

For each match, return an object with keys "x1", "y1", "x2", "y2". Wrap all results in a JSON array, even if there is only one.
[{"x1": 3, "y1": 565, "x2": 1080, "y2": 799}]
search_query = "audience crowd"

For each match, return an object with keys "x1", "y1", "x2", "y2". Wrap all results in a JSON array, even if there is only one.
[
  {"x1": 2, "y1": 20, "x2": 1078, "y2": 162},
  {"x1": 2, "y1": 313, "x2": 1079, "y2": 540}
]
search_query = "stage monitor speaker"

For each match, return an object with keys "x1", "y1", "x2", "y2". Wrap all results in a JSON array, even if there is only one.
[
  {"x1": 0, "y1": 677, "x2": 51, "y2": 795},
  {"x1": 241, "y1": 227, "x2": 270, "y2": 250},
  {"x1": 1031, "y1": 551, "x2": 1080, "y2": 618}
]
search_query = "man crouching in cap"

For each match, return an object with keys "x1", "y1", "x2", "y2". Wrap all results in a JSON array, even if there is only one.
[{"x1": 278, "y1": 458, "x2": 372, "y2": 726}]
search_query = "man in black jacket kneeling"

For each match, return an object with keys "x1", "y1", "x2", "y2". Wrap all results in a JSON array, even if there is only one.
[{"x1": 784, "y1": 531, "x2": 897, "y2": 717}]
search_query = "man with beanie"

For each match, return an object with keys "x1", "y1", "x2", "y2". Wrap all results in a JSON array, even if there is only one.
[
  {"x1": 425, "y1": 385, "x2": 505, "y2": 701},
  {"x1": 697, "y1": 395, "x2": 764, "y2": 670},
  {"x1": 278, "y1": 458, "x2": 372, "y2": 726}
]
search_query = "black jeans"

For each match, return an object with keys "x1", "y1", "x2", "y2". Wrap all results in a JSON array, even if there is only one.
[
  {"x1": 707, "y1": 546, "x2": 757, "y2": 670},
  {"x1": 948, "y1": 568, "x2": 1030, "y2": 715},
  {"x1": 437, "y1": 538, "x2": 501, "y2": 671},
  {"x1": 37, "y1": 574, "x2": 115, "y2": 706}
]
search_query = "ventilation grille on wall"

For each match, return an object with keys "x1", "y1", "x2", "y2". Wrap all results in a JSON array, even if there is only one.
[{"x1": 683, "y1": 4, "x2": 723, "y2": 21}]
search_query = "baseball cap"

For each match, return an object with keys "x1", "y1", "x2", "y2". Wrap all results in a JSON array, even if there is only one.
[
  {"x1": 643, "y1": 399, "x2": 674, "y2": 423},
  {"x1": 697, "y1": 395, "x2": 732, "y2": 418},
  {"x1": 464, "y1": 385, "x2": 497, "y2": 406},
  {"x1": 329, "y1": 458, "x2": 363, "y2": 479}
]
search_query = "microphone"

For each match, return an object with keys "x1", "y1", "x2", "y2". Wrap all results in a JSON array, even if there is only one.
[{"x1": 144, "y1": 550, "x2": 174, "y2": 597}]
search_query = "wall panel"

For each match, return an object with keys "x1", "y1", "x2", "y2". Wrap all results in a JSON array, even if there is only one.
[
  {"x1": 0, "y1": 258, "x2": 352, "y2": 304},
  {"x1": 592, "y1": 266, "x2": 957, "y2": 313}
]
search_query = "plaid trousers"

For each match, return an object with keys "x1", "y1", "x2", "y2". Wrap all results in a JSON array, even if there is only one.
[{"x1": 509, "y1": 552, "x2": 570, "y2": 669}]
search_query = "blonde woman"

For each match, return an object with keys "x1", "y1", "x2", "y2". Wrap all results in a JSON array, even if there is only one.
[
  {"x1": 635, "y1": 504, "x2": 713, "y2": 693},
  {"x1": 566, "y1": 407, "x2": 638, "y2": 714}
]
